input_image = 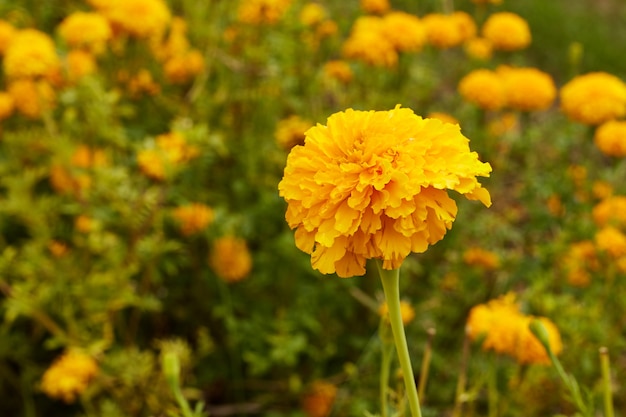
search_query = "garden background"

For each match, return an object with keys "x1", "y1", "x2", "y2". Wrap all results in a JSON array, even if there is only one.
[{"x1": 1, "y1": 0, "x2": 626, "y2": 416}]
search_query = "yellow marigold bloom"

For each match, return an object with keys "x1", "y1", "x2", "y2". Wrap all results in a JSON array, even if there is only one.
[
  {"x1": 466, "y1": 293, "x2": 521, "y2": 355},
  {"x1": 342, "y1": 17, "x2": 397, "y2": 67},
  {"x1": 562, "y1": 240, "x2": 599, "y2": 287},
  {"x1": 472, "y1": 0, "x2": 503, "y2": 4},
  {"x1": 7, "y1": 79, "x2": 56, "y2": 118},
  {"x1": 464, "y1": 37, "x2": 493, "y2": 61},
  {"x1": 137, "y1": 149, "x2": 166, "y2": 180},
  {"x1": 49, "y1": 165, "x2": 91, "y2": 197},
  {"x1": 0, "y1": 20, "x2": 16, "y2": 54},
  {"x1": 40, "y1": 350, "x2": 98, "y2": 403},
  {"x1": 138, "y1": 131, "x2": 198, "y2": 180},
  {"x1": 458, "y1": 69, "x2": 506, "y2": 111},
  {"x1": 71, "y1": 145, "x2": 108, "y2": 168},
  {"x1": 275, "y1": 115, "x2": 314, "y2": 150},
  {"x1": 323, "y1": 60, "x2": 353, "y2": 84},
  {"x1": 128, "y1": 69, "x2": 161, "y2": 97},
  {"x1": 596, "y1": 226, "x2": 626, "y2": 258},
  {"x1": 301, "y1": 380, "x2": 338, "y2": 417},
  {"x1": 156, "y1": 131, "x2": 200, "y2": 162},
  {"x1": 164, "y1": 49, "x2": 205, "y2": 84},
  {"x1": 48, "y1": 240, "x2": 69, "y2": 257},
  {"x1": 209, "y1": 237, "x2": 252, "y2": 283},
  {"x1": 278, "y1": 106, "x2": 492, "y2": 277},
  {"x1": 378, "y1": 300, "x2": 415, "y2": 325},
  {"x1": 427, "y1": 112, "x2": 459, "y2": 125},
  {"x1": 592, "y1": 181, "x2": 613, "y2": 200},
  {"x1": 560, "y1": 72, "x2": 626, "y2": 125},
  {"x1": 594, "y1": 120, "x2": 626, "y2": 157},
  {"x1": 546, "y1": 194, "x2": 564, "y2": 217},
  {"x1": 237, "y1": 0, "x2": 293, "y2": 25},
  {"x1": 300, "y1": 3, "x2": 327, "y2": 26},
  {"x1": 592, "y1": 196, "x2": 626, "y2": 228},
  {"x1": 463, "y1": 247, "x2": 500, "y2": 270},
  {"x1": 152, "y1": 17, "x2": 190, "y2": 61},
  {"x1": 58, "y1": 12, "x2": 111, "y2": 55},
  {"x1": 482, "y1": 12, "x2": 531, "y2": 51},
  {"x1": 422, "y1": 13, "x2": 464, "y2": 49},
  {"x1": 516, "y1": 316, "x2": 562, "y2": 365},
  {"x1": 453, "y1": 11, "x2": 477, "y2": 42},
  {"x1": 75, "y1": 215, "x2": 95, "y2": 233},
  {"x1": 497, "y1": 66, "x2": 556, "y2": 111},
  {"x1": 381, "y1": 11, "x2": 426, "y2": 53},
  {"x1": 172, "y1": 203, "x2": 215, "y2": 236},
  {"x1": 0, "y1": 91, "x2": 15, "y2": 120},
  {"x1": 360, "y1": 0, "x2": 390, "y2": 15},
  {"x1": 3, "y1": 29, "x2": 60, "y2": 79},
  {"x1": 94, "y1": 0, "x2": 171, "y2": 38},
  {"x1": 66, "y1": 50, "x2": 97, "y2": 82}
]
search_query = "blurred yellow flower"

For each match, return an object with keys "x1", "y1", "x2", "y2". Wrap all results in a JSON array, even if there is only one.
[
  {"x1": 422, "y1": 13, "x2": 463, "y2": 49},
  {"x1": 426, "y1": 112, "x2": 459, "y2": 125},
  {"x1": 49, "y1": 165, "x2": 91, "y2": 197},
  {"x1": 7, "y1": 79, "x2": 56, "y2": 118},
  {"x1": 71, "y1": 145, "x2": 108, "y2": 168},
  {"x1": 237, "y1": 0, "x2": 293, "y2": 25},
  {"x1": 463, "y1": 247, "x2": 500, "y2": 270},
  {"x1": 3, "y1": 29, "x2": 60, "y2": 79},
  {"x1": 360, "y1": 0, "x2": 390, "y2": 15},
  {"x1": 482, "y1": 12, "x2": 531, "y2": 51},
  {"x1": 138, "y1": 131, "x2": 199, "y2": 180},
  {"x1": 381, "y1": 11, "x2": 426, "y2": 53},
  {"x1": 562, "y1": 240, "x2": 599, "y2": 287},
  {"x1": 48, "y1": 240, "x2": 69, "y2": 257},
  {"x1": 275, "y1": 115, "x2": 313, "y2": 150},
  {"x1": 487, "y1": 112, "x2": 519, "y2": 136},
  {"x1": 66, "y1": 50, "x2": 97, "y2": 82},
  {"x1": 516, "y1": 316, "x2": 562, "y2": 365},
  {"x1": 546, "y1": 194, "x2": 564, "y2": 217},
  {"x1": 497, "y1": 66, "x2": 556, "y2": 111},
  {"x1": 127, "y1": 69, "x2": 161, "y2": 97},
  {"x1": 0, "y1": 20, "x2": 16, "y2": 54},
  {"x1": 0, "y1": 91, "x2": 15, "y2": 120},
  {"x1": 301, "y1": 380, "x2": 338, "y2": 417},
  {"x1": 453, "y1": 11, "x2": 477, "y2": 42},
  {"x1": 278, "y1": 106, "x2": 491, "y2": 277},
  {"x1": 40, "y1": 350, "x2": 98, "y2": 403},
  {"x1": 592, "y1": 195, "x2": 626, "y2": 228},
  {"x1": 58, "y1": 12, "x2": 112, "y2": 55},
  {"x1": 93, "y1": 0, "x2": 171, "y2": 38},
  {"x1": 137, "y1": 149, "x2": 166, "y2": 180},
  {"x1": 323, "y1": 60, "x2": 353, "y2": 84},
  {"x1": 378, "y1": 300, "x2": 415, "y2": 325},
  {"x1": 464, "y1": 37, "x2": 493, "y2": 61},
  {"x1": 595, "y1": 226, "x2": 626, "y2": 258},
  {"x1": 164, "y1": 49, "x2": 205, "y2": 84},
  {"x1": 209, "y1": 237, "x2": 253, "y2": 283},
  {"x1": 592, "y1": 181, "x2": 613, "y2": 200},
  {"x1": 560, "y1": 72, "x2": 626, "y2": 125},
  {"x1": 342, "y1": 17, "x2": 397, "y2": 67},
  {"x1": 153, "y1": 17, "x2": 190, "y2": 61},
  {"x1": 172, "y1": 203, "x2": 215, "y2": 236},
  {"x1": 594, "y1": 120, "x2": 626, "y2": 157},
  {"x1": 75, "y1": 215, "x2": 95, "y2": 233},
  {"x1": 300, "y1": 3, "x2": 327, "y2": 26},
  {"x1": 458, "y1": 69, "x2": 506, "y2": 111}
]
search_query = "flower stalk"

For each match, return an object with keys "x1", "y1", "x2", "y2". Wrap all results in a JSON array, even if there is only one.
[
  {"x1": 376, "y1": 260, "x2": 422, "y2": 417},
  {"x1": 600, "y1": 347, "x2": 614, "y2": 417}
]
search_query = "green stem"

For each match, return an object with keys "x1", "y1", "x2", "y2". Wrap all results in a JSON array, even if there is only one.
[
  {"x1": 600, "y1": 347, "x2": 614, "y2": 417},
  {"x1": 380, "y1": 333, "x2": 393, "y2": 417},
  {"x1": 376, "y1": 260, "x2": 422, "y2": 417}
]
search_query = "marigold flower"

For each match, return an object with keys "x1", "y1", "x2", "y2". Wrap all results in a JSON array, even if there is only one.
[
  {"x1": 48, "y1": 240, "x2": 69, "y2": 257},
  {"x1": 7, "y1": 79, "x2": 56, "y2": 118},
  {"x1": 482, "y1": 12, "x2": 531, "y2": 51},
  {"x1": 592, "y1": 181, "x2": 613, "y2": 200},
  {"x1": 562, "y1": 240, "x2": 599, "y2": 287},
  {"x1": 137, "y1": 149, "x2": 166, "y2": 180},
  {"x1": 379, "y1": 300, "x2": 415, "y2": 325},
  {"x1": 516, "y1": 316, "x2": 562, "y2": 365},
  {"x1": 464, "y1": 37, "x2": 493, "y2": 61},
  {"x1": 422, "y1": 13, "x2": 464, "y2": 49},
  {"x1": 49, "y1": 165, "x2": 91, "y2": 197},
  {"x1": 463, "y1": 247, "x2": 500, "y2": 270},
  {"x1": 488, "y1": 112, "x2": 518, "y2": 136},
  {"x1": 381, "y1": 11, "x2": 426, "y2": 53},
  {"x1": 595, "y1": 226, "x2": 626, "y2": 258},
  {"x1": 301, "y1": 380, "x2": 338, "y2": 417},
  {"x1": 275, "y1": 115, "x2": 314, "y2": 150},
  {"x1": 472, "y1": 0, "x2": 503, "y2": 4},
  {"x1": 360, "y1": 0, "x2": 390, "y2": 15},
  {"x1": 209, "y1": 236, "x2": 252, "y2": 283},
  {"x1": 342, "y1": 17, "x2": 397, "y2": 67},
  {"x1": 94, "y1": 0, "x2": 171, "y2": 38},
  {"x1": 71, "y1": 145, "x2": 108, "y2": 168},
  {"x1": 164, "y1": 49, "x2": 205, "y2": 84},
  {"x1": 458, "y1": 69, "x2": 506, "y2": 111},
  {"x1": 237, "y1": 0, "x2": 293, "y2": 25},
  {"x1": 172, "y1": 203, "x2": 215, "y2": 236},
  {"x1": 427, "y1": 112, "x2": 459, "y2": 125},
  {"x1": 300, "y1": 3, "x2": 327, "y2": 26},
  {"x1": 137, "y1": 131, "x2": 199, "y2": 180},
  {"x1": 127, "y1": 69, "x2": 161, "y2": 97},
  {"x1": 3, "y1": 29, "x2": 60, "y2": 79},
  {"x1": 546, "y1": 194, "x2": 564, "y2": 217},
  {"x1": 152, "y1": 17, "x2": 190, "y2": 61},
  {"x1": 592, "y1": 195, "x2": 626, "y2": 228},
  {"x1": 75, "y1": 215, "x2": 95, "y2": 233},
  {"x1": 594, "y1": 120, "x2": 626, "y2": 157},
  {"x1": 560, "y1": 72, "x2": 626, "y2": 125},
  {"x1": 278, "y1": 106, "x2": 491, "y2": 277},
  {"x1": 40, "y1": 350, "x2": 99, "y2": 403},
  {"x1": 66, "y1": 50, "x2": 97, "y2": 82},
  {"x1": 58, "y1": 12, "x2": 112, "y2": 55},
  {"x1": 0, "y1": 20, "x2": 16, "y2": 54},
  {"x1": 323, "y1": 60, "x2": 353, "y2": 84},
  {"x1": 497, "y1": 66, "x2": 556, "y2": 111},
  {"x1": 453, "y1": 11, "x2": 477, "y2": 42},
  {"x1": 0, "y1": 91, "x2": 14, "y2": 120}
]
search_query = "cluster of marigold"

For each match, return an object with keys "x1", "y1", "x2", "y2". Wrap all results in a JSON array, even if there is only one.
[
  {"x1": 466, "y1": 293, "x2": 562, "y2": 365},
  {"x1": 0, "y1": 0, "x2": 205, "y2": 122}
]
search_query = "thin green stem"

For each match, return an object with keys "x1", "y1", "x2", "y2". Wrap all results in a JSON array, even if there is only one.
[
  {"x1": 376, "y1": 260, "x2": 422, "y2": 417},
  {"x1": 380, "y1": 333, "x2": 393, "y2": 417},
  {"x1": 600, "y1": 347, "x2": 614, "y2": 417}
]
